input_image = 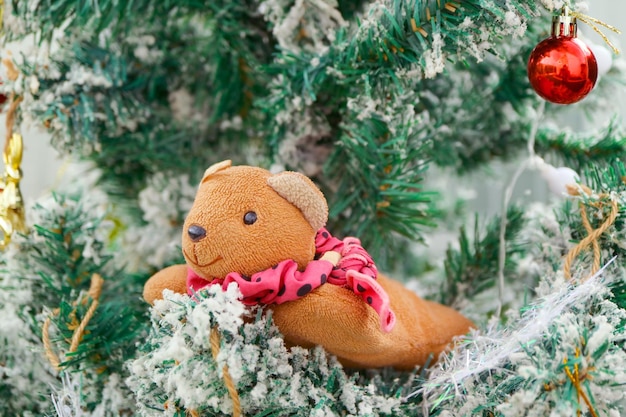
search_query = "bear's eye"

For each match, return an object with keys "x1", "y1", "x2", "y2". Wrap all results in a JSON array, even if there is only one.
[{"x1": 243, "y1": 211, "x2": 257, "y2": 225}]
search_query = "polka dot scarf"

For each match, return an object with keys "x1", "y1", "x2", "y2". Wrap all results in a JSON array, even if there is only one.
[{"x1": 187, "y1": 228, "x2": 396, "y2": 332}]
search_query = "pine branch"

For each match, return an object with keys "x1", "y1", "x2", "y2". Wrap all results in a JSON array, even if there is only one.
[
  {"x1": 442, "y1": 206, "x2": 527, "y2": 307},
  {"x1": 535, "y1": 120, "x2": 626, "y2": 173},
  {"x1": 10, "y1": 0, "x2": 262, "y2": 41},
  {"x1": 421, "y1": 27, "x2": 545, "y2": 172},
  {"x1": 259, "y1": 4, "x2": 553, "y2": 259},
  {"x1": 13, "y1": 0, "x2": 273, "y2": 122},
  {"x1": 12, "y1": 1, "x2": 274, "y2": 201},
  {"x1": 610, "y1": 279, "x2": 626, "y2": 334},
  {"x1": 260, "y1": 0, "x2": 546, "y2": 135},
  {"x1": 13, "y1": 194, "x2": 147, "y2": 404},
  {"x1": 326, "y1": 112, "x2": 439, "y2": 268},
  {"x1": 583, "y1": 159, "x2": 626, "y2": 192},
  {"x1": 267, "y1": 0, "x2": 539, "y2": 89}
]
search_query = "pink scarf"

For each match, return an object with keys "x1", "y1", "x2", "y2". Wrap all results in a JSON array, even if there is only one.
[{"x1": 187, "y1": 228, "x2": 395, "y2": 332}]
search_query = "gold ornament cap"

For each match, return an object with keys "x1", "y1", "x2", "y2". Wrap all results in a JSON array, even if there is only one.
[{"x1": 552, "y1": 7, "x2": 578, "y2": 37}]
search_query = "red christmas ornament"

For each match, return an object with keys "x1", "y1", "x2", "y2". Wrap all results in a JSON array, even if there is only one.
[{"x1": 527, "y1": 9, "x2": 598, "y2": 104}]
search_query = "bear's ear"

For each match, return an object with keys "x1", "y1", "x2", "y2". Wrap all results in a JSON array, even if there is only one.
[
  {"x1": 201, "y1": 160, "x2": 232, "y2": 183},
  {"x1": 267, "y1": 172, "x2": 328, "y2": 231}
]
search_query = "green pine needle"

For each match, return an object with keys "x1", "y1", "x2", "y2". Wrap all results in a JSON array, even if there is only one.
[{"x1": 442, "y1": 206, "x2": 527, "y2": 306}]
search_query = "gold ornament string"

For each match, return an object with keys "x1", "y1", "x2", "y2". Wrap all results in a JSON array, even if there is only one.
[
  {"x1": 567, "y1": 7, "x2": 622, "y2": 55},
  {"x1": 42, "y1": 273, "x2": 104, "y2": 370},
  {"x1": 563, "y1": 184, "x2": 619, "y2": 282}
]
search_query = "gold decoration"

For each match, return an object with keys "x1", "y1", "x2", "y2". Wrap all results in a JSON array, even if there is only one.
[
  {"x1": 568, "y1": 7, "x2": 622, "y2": 55},
  {"x1": 0, "y1": 93, "x2": 27, "y2": 249}
]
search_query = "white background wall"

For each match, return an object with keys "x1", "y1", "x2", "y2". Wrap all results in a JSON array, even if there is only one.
[{"x1": 7, "y1": 1, "x2": 626, "y2": 209}]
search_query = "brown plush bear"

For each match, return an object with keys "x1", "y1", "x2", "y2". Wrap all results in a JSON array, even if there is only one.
[{"x1": 143, "y1": 160, "x2": 474, "y2": 370}]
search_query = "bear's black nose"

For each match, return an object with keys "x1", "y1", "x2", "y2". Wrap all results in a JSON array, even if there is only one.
[{"x1": 187, "y1": 225, "x2": 206, "y2": 242}]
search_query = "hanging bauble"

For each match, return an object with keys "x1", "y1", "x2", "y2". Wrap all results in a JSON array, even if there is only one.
[{"x1": 527, "y1": 8, "x2": 598, "y2": 105}]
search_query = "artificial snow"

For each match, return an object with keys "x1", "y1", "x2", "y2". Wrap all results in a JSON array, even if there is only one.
[
  {"x1": 261, "y1": 0, "x2": 346, "y2": 54},
  {"x1": 422, "y1": 33, "x2": 445, "y2": 79}
]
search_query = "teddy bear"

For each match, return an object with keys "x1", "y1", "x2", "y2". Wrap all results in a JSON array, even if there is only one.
[{"x1": 143, "y1": 160, "x2": 474, "y2": 370}]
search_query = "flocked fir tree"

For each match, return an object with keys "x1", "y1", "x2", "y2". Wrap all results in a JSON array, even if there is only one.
[{"x1": 1, "y1": 0, "x2": 626, "y2": 416}]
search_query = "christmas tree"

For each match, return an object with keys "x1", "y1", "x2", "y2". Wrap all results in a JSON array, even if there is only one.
[{"x1": 2, "y1": 0, "x2": 626, "y2": 416}]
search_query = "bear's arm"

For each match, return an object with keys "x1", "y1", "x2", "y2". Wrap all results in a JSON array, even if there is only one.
[
  {"x1": 143, "y1": 264, "x2": 189, "y2": 305},
  {"x1": 270, "y1": 273, "x2": 474, "y2": 369}
]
